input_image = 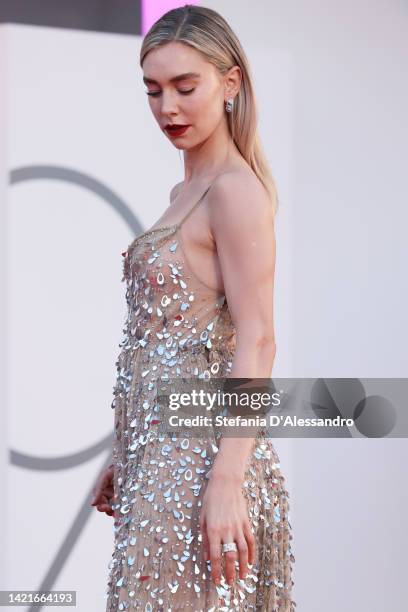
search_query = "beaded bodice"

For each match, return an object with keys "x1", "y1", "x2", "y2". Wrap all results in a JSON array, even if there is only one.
[
  {"x1": 119, "y1": 185, "x2": 237, "y2": 376},
  {"x1": 105, "y1": 183, "x2": 296, "y2": 612}
]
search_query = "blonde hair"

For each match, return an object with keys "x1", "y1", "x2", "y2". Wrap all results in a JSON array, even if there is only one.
[{"x1": 140, "y1": 4, "x2": 279, "y2": 216}]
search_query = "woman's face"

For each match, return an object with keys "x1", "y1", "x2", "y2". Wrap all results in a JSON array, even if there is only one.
[{"x1": 142, "y1": 41, "x2": 227, "y2": 149}]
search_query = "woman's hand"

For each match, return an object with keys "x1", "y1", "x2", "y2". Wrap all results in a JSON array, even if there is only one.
[
  {"x1": 199, "y1": 469, "x2": 255, "y2": 586},
  {"x1": 90, "y1": 463, "x2": 115, "y2": 517}
]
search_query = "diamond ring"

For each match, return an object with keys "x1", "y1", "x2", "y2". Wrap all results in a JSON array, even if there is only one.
[{"x1": 221, "y1": 542, "x2": 238, "y2": 553}]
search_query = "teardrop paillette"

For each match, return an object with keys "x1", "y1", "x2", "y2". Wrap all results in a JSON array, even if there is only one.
[{"x1": 105, "y1": 216, "x2": 296, "y2": 611}]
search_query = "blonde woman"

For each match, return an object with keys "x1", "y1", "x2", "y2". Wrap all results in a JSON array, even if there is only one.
[{"x1": 92, "y1": 5, "x2": 296, "y2": 610}]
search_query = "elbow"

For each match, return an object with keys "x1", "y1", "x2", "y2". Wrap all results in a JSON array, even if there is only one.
[
  {"x1": 234, "y1": 331, "x2": 276, "y2": 377},
  {"x1": 243, "y1": 329, "x2": 276, "y2": 354},
  {"x1": 256, "y1": 334, "x2": 276, "y2": 356},
  {"x1": 235, "y1": 329, "x2": 276, "y2": 356},
  {"x1": 254, "y1": 334, "x2": 276, "y2": 376}
]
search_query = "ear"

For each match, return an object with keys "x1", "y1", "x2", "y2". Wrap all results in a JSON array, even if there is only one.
[{"x1": 224, "y1": 65, "x2": 242, "y2": 99}]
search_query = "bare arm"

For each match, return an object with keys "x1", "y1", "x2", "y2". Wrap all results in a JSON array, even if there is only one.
[{"x1": 208, "y1": 172, "x2": 277, "y2": 481}]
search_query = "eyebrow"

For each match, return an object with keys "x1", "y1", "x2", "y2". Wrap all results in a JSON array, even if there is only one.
[{"x1": 142, "y1": 72, "x2": 201, "y2": 85}]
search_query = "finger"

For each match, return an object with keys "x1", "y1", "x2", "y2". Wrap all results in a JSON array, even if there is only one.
[
  {"x1": 199, "y1": 516, "x2": 210, "y2": 562},
  {"x1": 102, "y1": 485, "x2": 114, "y2": 498},
  {"x1": 209, "y1": 537, "x2": 222, "y2": 585},
  {"x1": 91, "y1": 493, "x2": 102, "y2": 506},
  {"x1": 93, "y1": 468, "x2": 113, "y2": 501},
  {"x1": 101, "y1": 473, "x2": 112, "y2": 488},
  {"x1": 236, "y1": 536, "x2": 249, "y2": 581},
  {"x1": 91, "y1": 484, "x2": 105, "y2": 504},
  {"x1": 222, "y1": 535, "x2": 238, "y2": 586},
  {"x1": 243, "y1": 522, "x2": 256, "y2": 566},
  {"x1": 93, "y1": 493, "x2": 109, "y2": 508},
  {"x1": 97, "y1": 502, "x2": 112, "y2": 513}
]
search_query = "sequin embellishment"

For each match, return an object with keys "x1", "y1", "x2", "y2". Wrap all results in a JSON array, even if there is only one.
[{"x1": 105, "y1": 188, "x2": 296, "y2": 611}]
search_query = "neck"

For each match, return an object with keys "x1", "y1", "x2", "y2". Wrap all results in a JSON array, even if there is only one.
[{"x1": 182, "y1": 117, "x2": 240, "y2": 185}]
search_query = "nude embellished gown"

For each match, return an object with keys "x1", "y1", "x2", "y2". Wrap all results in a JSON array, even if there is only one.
[{"x1": 104, "y1": 184, "x2": 296, "y2": 611}]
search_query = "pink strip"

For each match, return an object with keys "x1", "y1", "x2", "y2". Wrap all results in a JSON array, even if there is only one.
[{"x1": 141, "y1": 0, "x2": 199, "y2": 35}]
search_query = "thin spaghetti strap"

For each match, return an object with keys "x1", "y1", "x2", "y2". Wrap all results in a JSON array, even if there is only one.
[{"x1": 177, "y1": 184, "x2": 212, "y2": 229}]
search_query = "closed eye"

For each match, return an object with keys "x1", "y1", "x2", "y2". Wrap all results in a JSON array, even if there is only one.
[{"x1": 146, "y1": 89, "x2": 195, "y2": 97}]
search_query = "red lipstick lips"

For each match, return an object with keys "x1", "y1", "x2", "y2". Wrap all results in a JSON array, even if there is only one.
[{"x1": 165, "y1": 124, "x2": 190, "y2": 137}]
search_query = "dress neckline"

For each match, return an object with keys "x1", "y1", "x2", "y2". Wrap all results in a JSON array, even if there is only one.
[
  {"x1": 133, "y1": 222, "x2": 179, "y2": 244},
  {"x1": 132, "y1": 183, "x2": 212, "y2": 246}
]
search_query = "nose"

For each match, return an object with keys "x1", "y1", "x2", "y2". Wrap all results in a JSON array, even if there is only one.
[{"x1": 160, "y1": 90, "x2": 179, "y2": 116}]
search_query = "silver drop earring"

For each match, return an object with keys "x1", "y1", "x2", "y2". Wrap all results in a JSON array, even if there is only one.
[{"x1": 225, "y1": 97, "x2": 234, "y2": 113}]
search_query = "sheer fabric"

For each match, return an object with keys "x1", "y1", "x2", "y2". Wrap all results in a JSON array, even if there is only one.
[{"x1": 105, "y1": 184, "x2": 296, "y2": 611}]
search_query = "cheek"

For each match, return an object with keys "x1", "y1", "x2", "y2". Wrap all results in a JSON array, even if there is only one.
[
  {"x1": 149, "y1": 100, "x2": 160, "y2": 115},
  {"x1": 147, "y1": 100, "x2": 158, "y2": 117},
  {"x1": 190, "y1": 91, "x2": 222, "y2": 124}
]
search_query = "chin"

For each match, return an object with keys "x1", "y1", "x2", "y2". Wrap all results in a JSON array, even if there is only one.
[{"x1": 170, "y1": 139, "x2": 197, "y2": 152}]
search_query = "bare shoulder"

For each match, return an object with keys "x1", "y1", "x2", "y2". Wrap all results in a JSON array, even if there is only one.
[
  {"x1": 169, "y1": 181, "x2": 183, "y2": 205},
  {"x1": 208, "y1": 170, "x2": 274, "y2": 233}
]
